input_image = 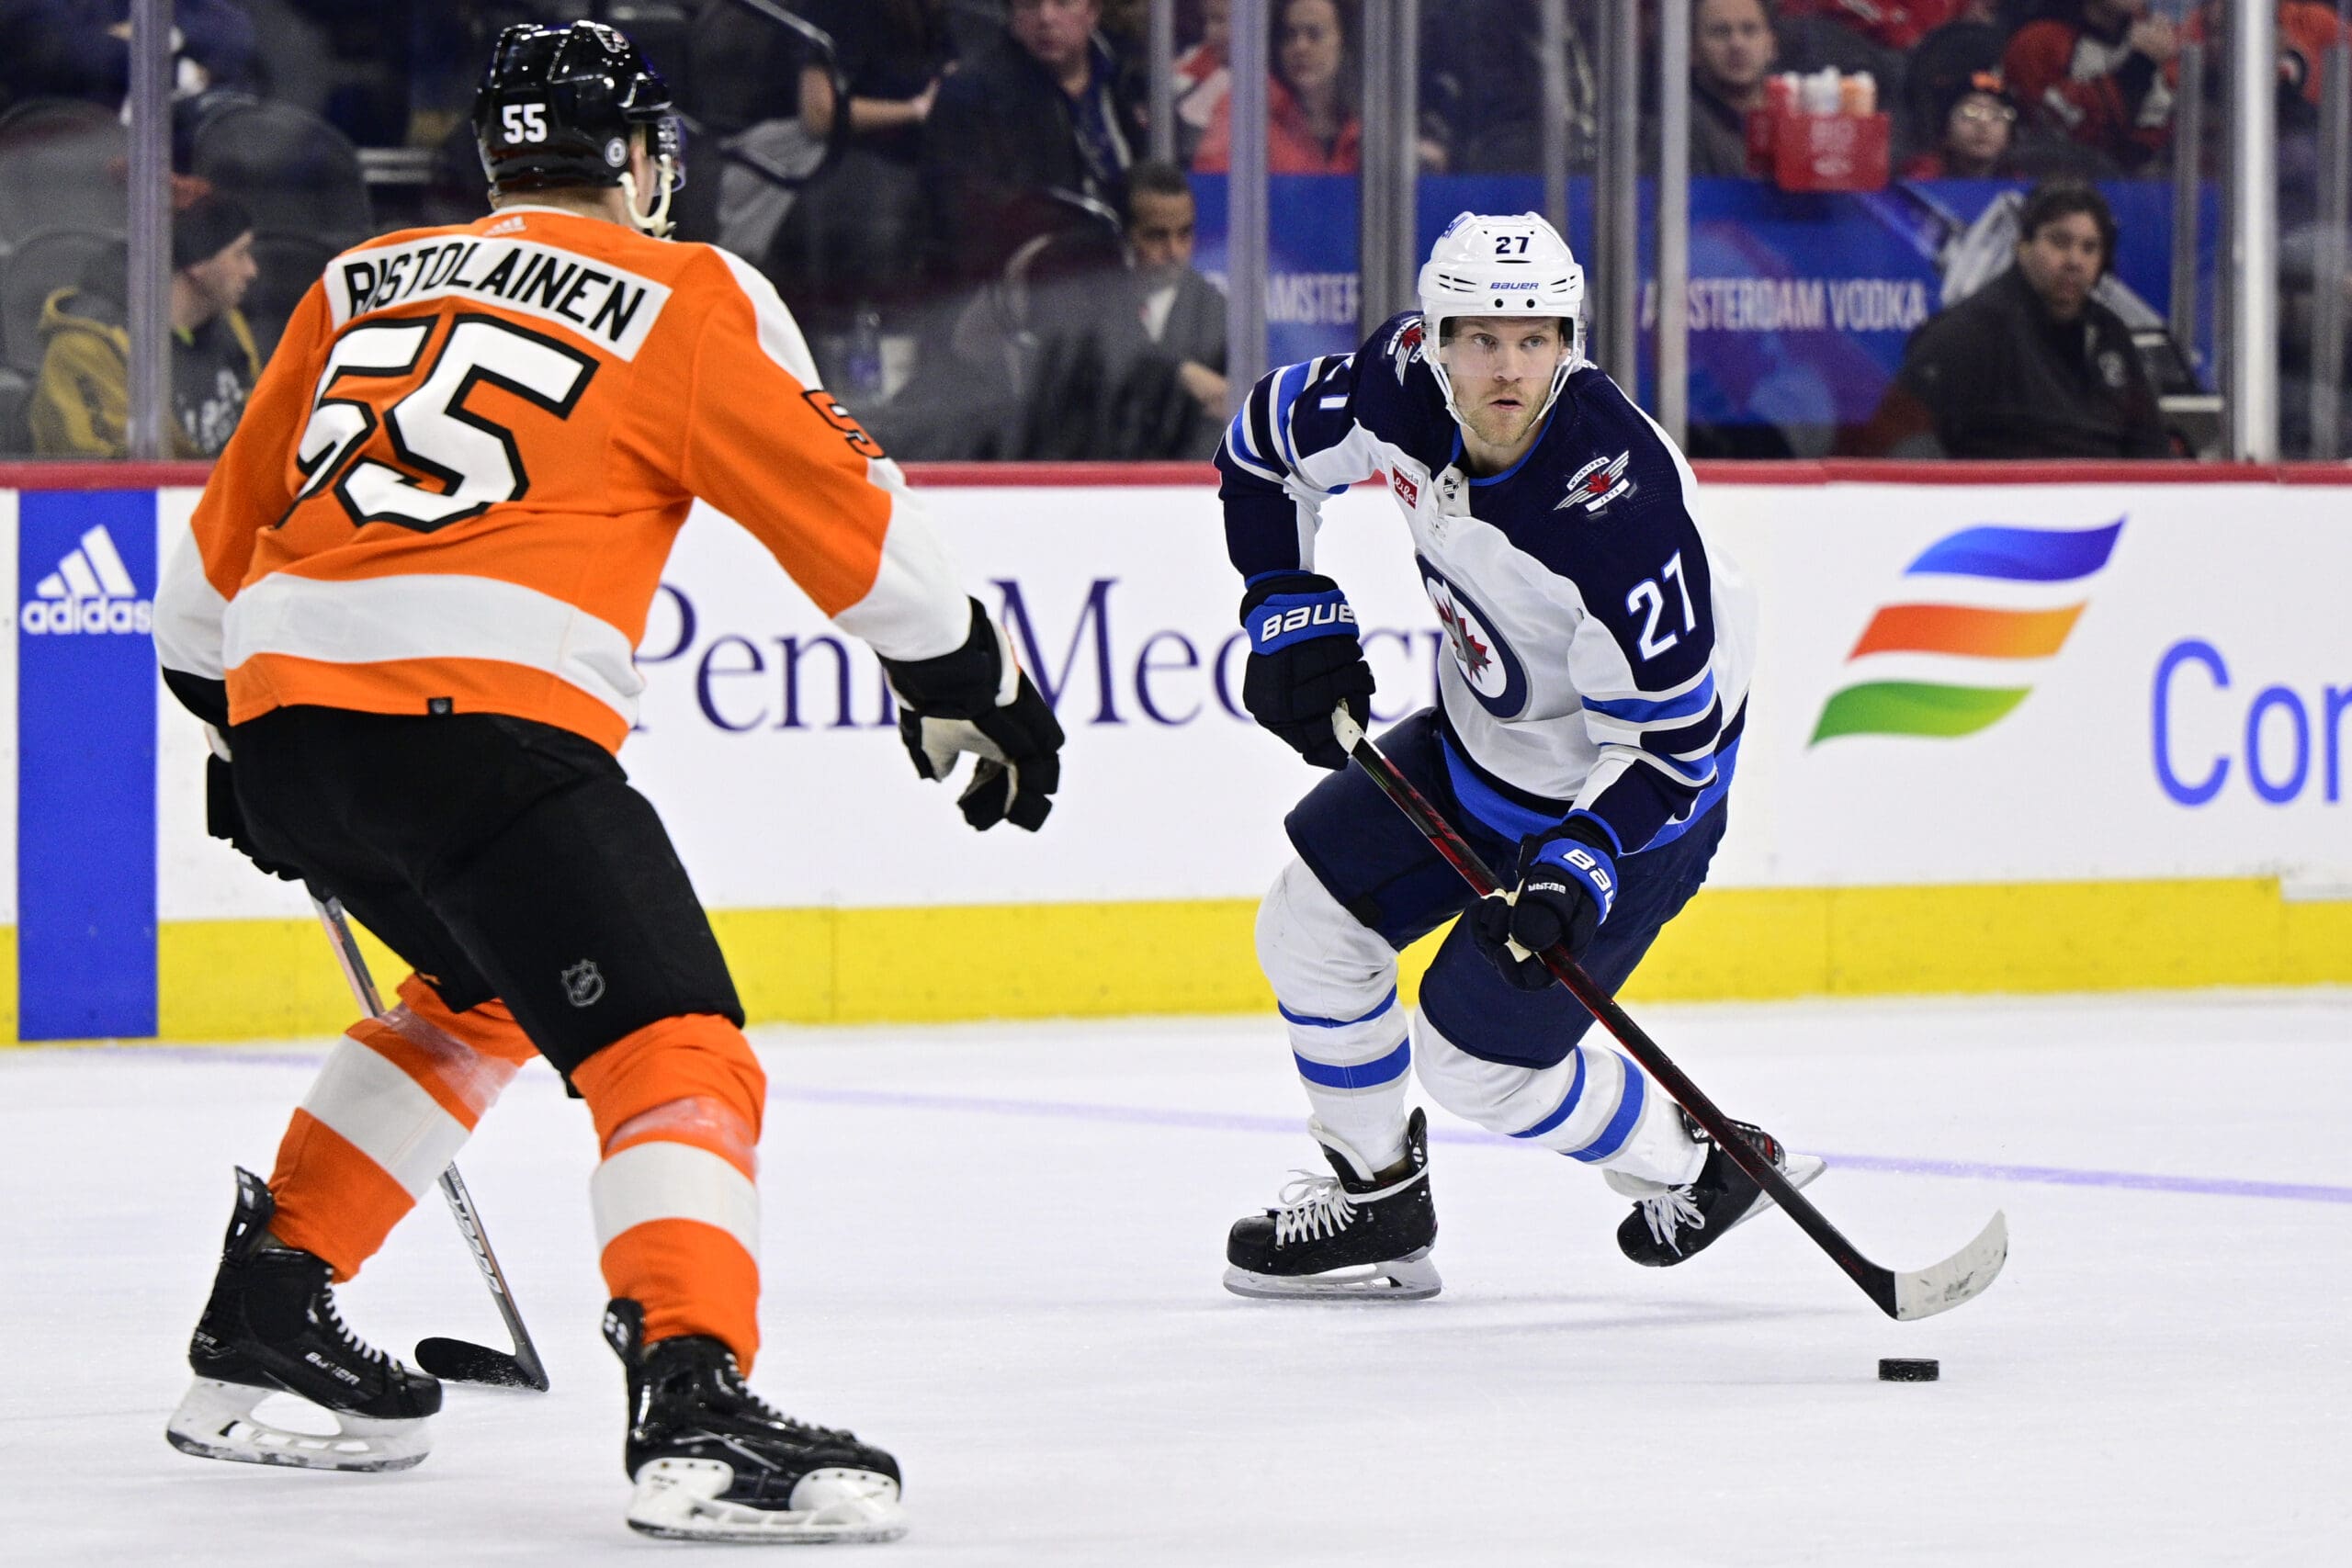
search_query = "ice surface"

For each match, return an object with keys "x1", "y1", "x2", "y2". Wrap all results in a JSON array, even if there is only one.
[{"x1": 4, "y1": 991, "x2": 2347, "y2": 1566}]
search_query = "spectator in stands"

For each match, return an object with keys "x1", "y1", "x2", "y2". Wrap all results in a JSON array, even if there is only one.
[
  {"x1": 1193, "y1": 0, "x2": 1362, "y2": 174},
  {"x1": 1901, "y1": 69, "x2": 2022, "y2": 177},
  {"x1": 1173, "y1": 0, "x2": 1232, "y2": 165},
  {"x1": 1906, "y1": 1, "x2": 2011, "y2": 149},
  {"x1": 19, "y1": 0, "x2": 259, "y2": 106},
  {"x1": 796, "y1": 1, "x2": 953, "y2": 152},
  {"x1": 1123, "y1": 159, "x2": 1226, "y2": 445},
  {"x1": 1101, "y1": 0, "x2": 1150, "y2": 53},
  {"x1": 1856, "y1": 181, "x2": 2170, "y2": 458},
  {"x1": 2005, "y1": 0, "x2": 2177, "y2": 172},
  {"x1": 922, "y1": 0, "x2": 1144, "y2": 285},
  {"x1": 770, "y1": 0, "x2": 956, "y2": 332},
  {"x1": 28, "y1": 190, "x2": 259, "y2": 457},
  {"x1": 1690, "y1": 0, "x2": 1779, "y2": 177},
  {"x1": 2184, "y1": 2, "x2": 2348, "y2": 114},
  {"x1": 2220, "y1": 4, "x2": 2352, "y2": 231},
  {"x1": 988, "y1": 161, "x2": 1227, "y2": 461}
]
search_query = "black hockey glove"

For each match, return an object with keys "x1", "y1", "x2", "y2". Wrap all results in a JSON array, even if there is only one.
[
  {"x1": 883, "y1": 599, "x2": 1066, "y2": 832},
  {"x1": 1238, "y1": 572, "x2": 1374, "y2": 770},
  {"x1": 206, "y1": 750, "x2": 304, "y2": 883},
  {"x1": 1468, "y1": 817, "x2": 1620, "y2": 991}
]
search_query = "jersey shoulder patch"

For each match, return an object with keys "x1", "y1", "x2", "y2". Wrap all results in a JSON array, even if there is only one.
[
  {"x1": 1349, "y1": 311, "x2": 1458, "y2": 470},
  {"x1": 1485, "y1": 369, "x2": 1703, "y2": 593},
  {"x1": 1544, "y1": 369, "x2": 1690, "y2": 526}
]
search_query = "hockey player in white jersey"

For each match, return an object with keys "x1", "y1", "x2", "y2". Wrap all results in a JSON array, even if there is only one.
[{"x1": 1218, "y1": 212, "x2": 1822, "y2": 1300}]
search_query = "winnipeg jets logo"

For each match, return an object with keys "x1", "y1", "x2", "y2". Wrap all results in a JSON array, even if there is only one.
[
  {"x1": 1558, "y1": 450, "x2": 1635, "y2": 516},
  {"x1": 561, "y1": 960, "x2": 605, "y2": 1008},
  {"x1": 1387, "y1": 318, "x2": 1426, "y2": 385},
  {"x1": 1419, "y1": 558, "x2": 1530, "y2": 718},
  {"x1": 1437, "y1": 592, "x2": 1494, "y2": 685}
]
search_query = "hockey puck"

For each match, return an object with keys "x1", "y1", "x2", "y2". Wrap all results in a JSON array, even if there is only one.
[{"x1": 1878, "y1": 1358, "x2": 1939, "y2": 1382}]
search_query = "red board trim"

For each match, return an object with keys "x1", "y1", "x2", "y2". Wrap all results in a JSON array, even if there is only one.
[
  {"x1": 2, "y1": 457, "x2": 2346, "y2": 493},
  {"x1": 0, "y1": 461, "x2": 217, "y2": 491}
]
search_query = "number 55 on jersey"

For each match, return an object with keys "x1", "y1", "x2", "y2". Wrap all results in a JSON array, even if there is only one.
[{"x1": 158, "y1": 203, "x2": 921, "y2": 751}]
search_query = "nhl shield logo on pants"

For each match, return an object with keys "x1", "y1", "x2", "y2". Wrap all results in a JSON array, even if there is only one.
[{"x1": 563, "y1": 960, "x2": 606, "y2": 1008}]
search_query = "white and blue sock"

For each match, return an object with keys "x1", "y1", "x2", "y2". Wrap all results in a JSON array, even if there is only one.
[{"x1": 1256, "y1": 860, "x2": 1414, "y2": 1169}]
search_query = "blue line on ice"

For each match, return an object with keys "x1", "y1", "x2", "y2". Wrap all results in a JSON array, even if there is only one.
[
  {"x1": 88, "y1": 1043, "x2": 2352, "y2": 1206},
  {"x1": 768, "y1": 1083, "x2": 2352, "y2": 1206}
]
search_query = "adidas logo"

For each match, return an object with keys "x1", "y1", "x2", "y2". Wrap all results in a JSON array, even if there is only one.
[{"x1": 20, "y1": 524, "x2": 152, "y2": 636}]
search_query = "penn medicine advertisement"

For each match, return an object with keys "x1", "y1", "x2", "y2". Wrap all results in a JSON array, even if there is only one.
[{"x1": 3, "y1": 472, "x2": 2346, "y2": 1039}]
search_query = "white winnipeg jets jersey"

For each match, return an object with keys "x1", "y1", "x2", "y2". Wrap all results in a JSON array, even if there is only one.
[{"x1": 1216, "y1": 311, "x2": 1756, "y2": 856}]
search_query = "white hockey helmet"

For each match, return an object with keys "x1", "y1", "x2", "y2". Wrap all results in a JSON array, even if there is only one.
[{"x1": 1416, "y1": 210, "x2": 1587, "y2": 426}]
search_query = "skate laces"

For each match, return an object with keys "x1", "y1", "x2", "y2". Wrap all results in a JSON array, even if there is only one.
[
  {"x1": 1272, "y1": 1171, "x2": 1357, "y2": 1246},
  {"x1": 315, "y1": 1288, "x2": 392, "y2": 1370},
  {"x1": 1637, "y1": 1120, "x2": 1782, "y2": 1254},
  {"x1": 1636, "y1": 1186, "x2": 1707, "y2": 1255},
  {"x1": 703, "y1": 1355, "x2": 847, "y2": 1443}
]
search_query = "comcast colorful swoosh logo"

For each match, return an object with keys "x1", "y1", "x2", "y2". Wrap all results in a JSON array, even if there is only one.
[{"x1": 1810, "y1": 519, "x2": 2124, "y2": 744}]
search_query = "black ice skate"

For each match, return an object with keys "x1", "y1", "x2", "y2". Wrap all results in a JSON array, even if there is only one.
[
  {"x1": 605, "y1": 1298, "x2": 907, "y2": 1544},
  {"x1": 164, "y1": 1168, "x2": 441, "y2": 1472},
  {"x1": 1612, "y1": 1114, "x2": 1826, "y2": 1267},
  {"x1": 1224, "y1": 1106, "x2": 1441, "y2": 1301}
]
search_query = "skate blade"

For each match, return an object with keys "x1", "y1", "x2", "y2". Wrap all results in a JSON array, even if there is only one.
[
  {"x1": 1222, "y1": 1247, "x2": 1442, "y2": 1302},
  {"x1": 626, "y1": 1459, "x2": 910, "y2": 1545},
  {"x1": 164, "y1": 1378, "x2": 431, "y2": 1472},
  {"x1": 1726, "y1": 1152, "x2": 1827, "y2": 1237}
]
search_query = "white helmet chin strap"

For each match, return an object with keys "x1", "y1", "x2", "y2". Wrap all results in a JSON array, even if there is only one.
[{"x1": 620, "y1": 154, "x2": 678, "y2": 238}]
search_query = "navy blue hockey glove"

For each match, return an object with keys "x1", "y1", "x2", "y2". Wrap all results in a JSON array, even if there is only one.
[
  {"x1": 884, "y1": 599, "x2": 1066, "y2": 832},
  {"x1": 1469, "y1": 818, "x2": 1619, "y2": 991},
  {"x1": 1239, "y1": 572, "x2": 1374, "y2": 770}
]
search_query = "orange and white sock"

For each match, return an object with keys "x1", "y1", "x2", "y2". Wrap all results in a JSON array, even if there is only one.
[
  {"x1": 267, "y1": 976, "x2": 537, "y2": 1279},
  {"x1": 572, "y1": 1016, "x2": 767, "y2": 1370}
]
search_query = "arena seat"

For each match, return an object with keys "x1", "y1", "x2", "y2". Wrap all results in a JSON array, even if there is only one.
[
  {"x1": 189, "y1": 98, "x2": 372, "y2": 250},
  {"x1": 0, "y1": 98, "x2": 128, "y2": 250},
  {"x1": 0, "y1": 227, "x2": 124, "y2": 377},
  {"x1": 243, "y1": 231, "x2": 337, "y2": 359}
]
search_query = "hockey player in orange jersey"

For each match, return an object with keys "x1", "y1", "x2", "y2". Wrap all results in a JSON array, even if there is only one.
[{"x1": 153, "y1": 19, "x2": 1064, "y2": 1545}]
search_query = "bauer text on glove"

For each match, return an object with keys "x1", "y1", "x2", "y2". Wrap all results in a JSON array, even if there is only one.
[
  {"x1": 1238, "y1": 572, "x2": 1374, "y2": 770},
  {"x1": 1468, "y1": 817, "x2": 1618, "y2": 990}
]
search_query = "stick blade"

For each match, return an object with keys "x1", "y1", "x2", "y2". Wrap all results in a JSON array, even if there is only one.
[
  {"x1": 1891, "y1": 1210, "x2": 2008, "y2": 1321},
  {"x1": 414, "y1": 1336, "x2": 550, "y2": 1392}
]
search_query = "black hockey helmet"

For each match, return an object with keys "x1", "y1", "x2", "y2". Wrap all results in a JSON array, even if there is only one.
[{"x1": 472, "y1": 21, "x2": 682, "y2": 203}]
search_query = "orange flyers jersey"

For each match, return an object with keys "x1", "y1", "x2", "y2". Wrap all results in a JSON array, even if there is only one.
[{"x1": 154, "y1": 206, "x2": 971, "y2": 752}]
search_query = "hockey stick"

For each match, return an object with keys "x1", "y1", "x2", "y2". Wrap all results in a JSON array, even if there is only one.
[
  {"x1": 311, "y1": 896, "x2": 552, "y2": 1390},
  {"x1": 1332, "y1": 708, "x2": 2007, "y2": 1321}
]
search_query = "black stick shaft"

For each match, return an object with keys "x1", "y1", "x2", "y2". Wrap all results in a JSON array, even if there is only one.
[
  {"x1": 312, "y1": 897, "x2": 552, "y2": 1387},
  {"x1": 1337, "y1": 716, "x2": 1900, "y2": 1315}
]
